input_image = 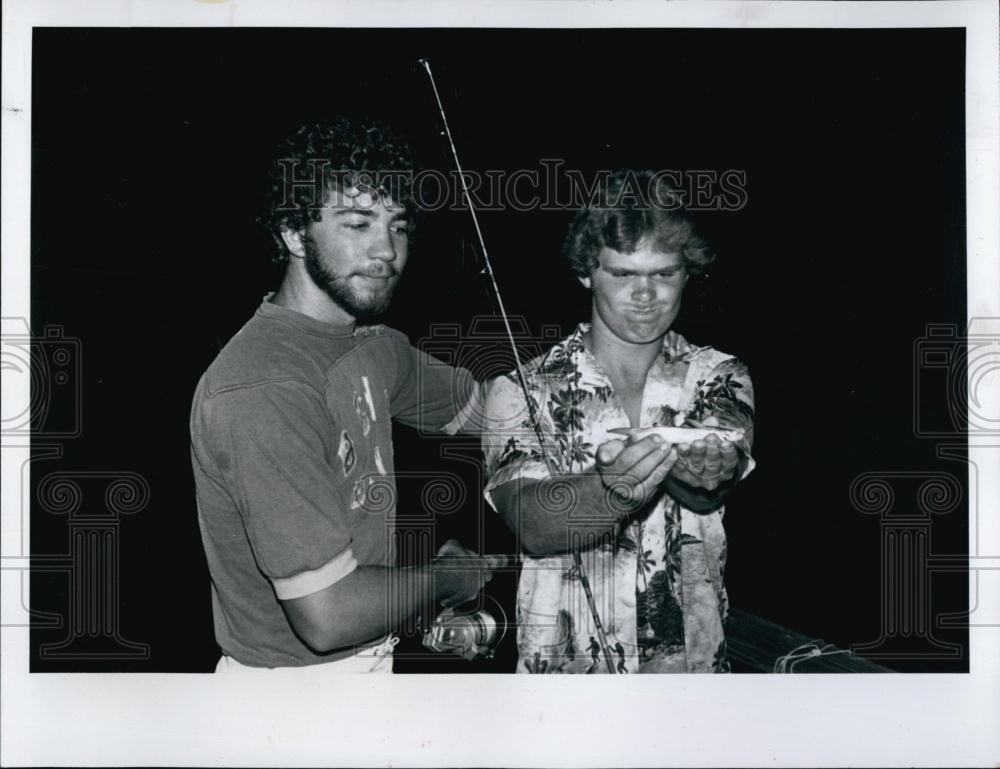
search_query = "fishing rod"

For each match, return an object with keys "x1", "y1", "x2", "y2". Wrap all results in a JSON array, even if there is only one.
[{"x1": 418, "y1": 58, "x2": 617, "y2": 675}]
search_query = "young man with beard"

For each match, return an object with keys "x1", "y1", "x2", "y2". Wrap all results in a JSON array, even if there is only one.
[
  {"x1": 482, "y1": 170, "x2": 756, "y2": 673},
  {"x1": 190, "y1": 119, "x2": 500, "y2": 674}
]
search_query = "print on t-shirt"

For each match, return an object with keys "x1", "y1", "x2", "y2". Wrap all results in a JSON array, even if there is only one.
[
  {"x1": 337, "y1": 430, "x2": 356, "y2": 476},
  {"x1": 360, "y1": 376, "x2": 378, "y2": 422},
  {"x1": 353, "y1": 391, "x2": 371, "y2": 436},
  {"x1": 351, "y1": 476, "x2": 373, "y2": 510}
]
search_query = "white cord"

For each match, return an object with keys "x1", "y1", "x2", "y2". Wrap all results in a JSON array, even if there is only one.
[
  {"x1": 368, "y1": 635, "x2": 400, "y2": 672},
  {"x1": 773, "y1": 641, "x2": 852, "y2": 673}
]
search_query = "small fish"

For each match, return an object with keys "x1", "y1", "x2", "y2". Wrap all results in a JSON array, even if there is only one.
[{"x1": 607, "y1": 426, "x2": 745, "y2": 444}]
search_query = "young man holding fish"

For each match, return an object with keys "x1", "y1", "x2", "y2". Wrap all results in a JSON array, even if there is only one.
[{"x1": 482, "y1": 169, "x2": 755, "y2": 673}]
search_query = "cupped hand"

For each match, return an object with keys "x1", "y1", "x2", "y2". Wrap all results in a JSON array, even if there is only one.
[
  {"x1": 671, "y1": 433, "x2": 740, "y2": 491},
  {"x1": 595, "y1": 434, "x2": 679, "y2": 507}
]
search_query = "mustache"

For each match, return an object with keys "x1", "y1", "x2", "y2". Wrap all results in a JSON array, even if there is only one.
[{"x1": 356, "y1": 268, "x2": 399, "y2": 279}]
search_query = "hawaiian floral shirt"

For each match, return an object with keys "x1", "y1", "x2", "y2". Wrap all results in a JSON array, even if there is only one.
[{"x1": 482, "y1": 324, "x2": 755, "y2": 673}]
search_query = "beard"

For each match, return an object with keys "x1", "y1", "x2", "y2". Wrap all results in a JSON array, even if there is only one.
[{"x1": 303, "y1": 239, "x2": 399, "y2": 323}]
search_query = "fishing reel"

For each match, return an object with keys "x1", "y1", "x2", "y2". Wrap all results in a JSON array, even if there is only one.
[{"x1": 421, "y1": 594, "x2": 509, "y2": 661}]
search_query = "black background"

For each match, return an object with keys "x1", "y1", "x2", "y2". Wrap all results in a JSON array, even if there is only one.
[{"x1": 30, "y1": 27, "x2": 968, "y2": 672}]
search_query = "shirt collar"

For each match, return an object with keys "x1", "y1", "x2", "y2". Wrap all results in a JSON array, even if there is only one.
[
  {"x1": 562, "y1": 322, "x2": 685, "y2": 389},
  {"x1": 257, "y1": 293, "x2": 358, "y2": 337}
]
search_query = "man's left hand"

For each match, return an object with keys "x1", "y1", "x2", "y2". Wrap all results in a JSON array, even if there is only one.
[{"x1": 671, "y1": 425, "x2": 741, "y2": 492}]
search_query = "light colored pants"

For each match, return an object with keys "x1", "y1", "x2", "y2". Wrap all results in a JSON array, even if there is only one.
[{"x1": 215, "y1": 636, "x2": 396, "y2": 675}]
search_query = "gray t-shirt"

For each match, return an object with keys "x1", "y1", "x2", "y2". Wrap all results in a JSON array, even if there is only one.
[{"x1": 190, "y1": 298, "x2": 473, "y2": 667}]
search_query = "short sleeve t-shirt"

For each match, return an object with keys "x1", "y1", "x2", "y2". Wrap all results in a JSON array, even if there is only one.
[{"x1": 190, "y1": 297, "x2": 474, "y2": 668}]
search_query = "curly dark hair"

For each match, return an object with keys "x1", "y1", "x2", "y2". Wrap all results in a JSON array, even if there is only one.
[
  {"x1": 563, "y1": 169, "x2": 715, "y2": 278},
  {"x1": 259, "y1": 117, "x2": 417, "y2": 265}
]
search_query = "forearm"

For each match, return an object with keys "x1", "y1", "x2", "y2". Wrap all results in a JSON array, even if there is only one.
[
  {"x1": 280, "y1": 562, "x2": 468, "y2": 653},
  {"x1": 662, "y1": 475, "x2": 732, "y2": 513},
  {"x1": 492, "y1": 473, "x2": 627, "y2": 556}
]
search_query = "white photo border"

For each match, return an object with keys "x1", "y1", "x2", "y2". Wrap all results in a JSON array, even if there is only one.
[{"x1": 2, "y1": 1, "x2": 998, "y2": 766}]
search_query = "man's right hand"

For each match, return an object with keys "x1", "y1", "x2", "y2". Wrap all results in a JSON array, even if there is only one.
[
  {"x1": 595, "y1": 434, "x2": 679, "y2": 508},
  {"x1": 433, "y1": 539, "x2": 506, "y2": 607}
]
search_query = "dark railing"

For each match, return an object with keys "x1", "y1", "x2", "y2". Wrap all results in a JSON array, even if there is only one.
[{"x1": 727, "y1": 609, "x2": 894, "y2": 673}]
